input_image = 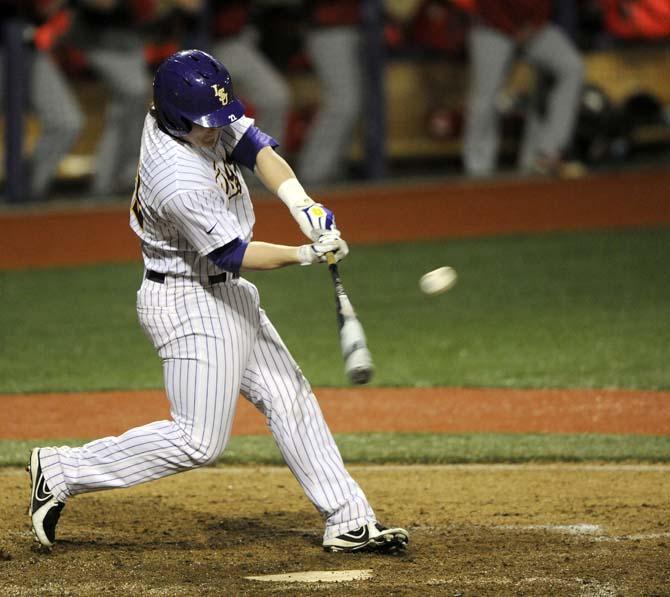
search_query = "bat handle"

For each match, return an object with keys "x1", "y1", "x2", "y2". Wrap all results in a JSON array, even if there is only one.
[{"x1": 326, "y1": 251, "x2": 337, "y2": 267}]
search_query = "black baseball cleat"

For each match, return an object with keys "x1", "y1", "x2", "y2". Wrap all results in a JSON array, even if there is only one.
[
  {"x1": 27, "y1": 448, "x2": 65, "y2": 548},
  {"x1": 323, "y1": 522, "x2": 409, "y2": 553}
]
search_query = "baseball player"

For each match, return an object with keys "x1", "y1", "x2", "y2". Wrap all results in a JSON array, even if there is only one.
[
  {"x1": 1, "y1": 0, "x2": 84, "y2": 201},
  {"x1": 462, "y1": 0, "x2": 584, "y2": 177},
  {"x1": 27, "y1": 49, "x2": 409, "y2": 554},
  {"x1": 296, "y1": 0, "x2": 363, "y2": 185},
  {"x1": 68, "y1": 0, "x2": 152, "y2": 195}
]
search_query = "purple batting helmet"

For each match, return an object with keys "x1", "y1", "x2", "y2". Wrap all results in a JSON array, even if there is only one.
[{"x1": 153, "y1": 49, "x2": 245, "y2": 137}]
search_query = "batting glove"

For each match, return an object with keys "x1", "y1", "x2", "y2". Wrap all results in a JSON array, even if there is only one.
[
  {"x1": 297, "y1": 235, "x2": 349, "y2": 266},
  {"x1": 290, "y1": 202, "x2": 339, "y2": 242}
]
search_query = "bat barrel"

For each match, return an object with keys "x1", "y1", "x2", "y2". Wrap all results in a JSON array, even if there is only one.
[
  {"x1": 346, "y1": 347, "x2": 374, "y2": 384},
  {"x1": 325, "y1": 252, "x2": 374, "y2": 385},
  {"x1": 341, "y1": 317, "x2": 374, "y2": 384}
]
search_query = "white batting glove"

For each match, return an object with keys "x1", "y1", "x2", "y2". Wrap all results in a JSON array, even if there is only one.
[
  {"x1": 276, "y1": 178, "x2": 341, "y2": 242},
  {"x1": 290, "y1": 201, "x2": 340, "y2": 242},
  {"x1": 297, "y1": 235, "x2": 349, "y2": 266}
]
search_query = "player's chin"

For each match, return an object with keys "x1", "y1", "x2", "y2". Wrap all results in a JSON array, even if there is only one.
[{"x1": 195, "y1": 130, "x2": 220, "y2": 149}]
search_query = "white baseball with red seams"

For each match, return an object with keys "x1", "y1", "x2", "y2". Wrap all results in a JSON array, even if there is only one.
[{"x1": 419, "y1": 266, "x2": 458, "y2": 295}]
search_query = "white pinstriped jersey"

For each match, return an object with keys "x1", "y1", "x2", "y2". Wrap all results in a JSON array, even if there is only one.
[{"x1": 129, "y1": 113, "x2": 256, "y2": 277}]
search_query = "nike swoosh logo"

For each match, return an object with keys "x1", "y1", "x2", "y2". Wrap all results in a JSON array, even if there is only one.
[
  {"x1": 206, "y1": 223, "x2": 217, "y2": 234},
  {"x1": 35, "y1": 475, "x2": 52, "y2": 503},
  {"x1": 342, "y1": 526, "x2": 369, "y2": 542}
]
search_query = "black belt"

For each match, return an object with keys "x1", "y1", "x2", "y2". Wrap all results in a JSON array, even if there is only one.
[{"x1": 146, "y1": 270, "x2": 238, "y2": 284}]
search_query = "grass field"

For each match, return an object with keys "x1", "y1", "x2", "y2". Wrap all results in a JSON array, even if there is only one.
[
  {"x1": 1, "y1": 228, "x2": 669, "y2": 394},
  {"x1": 2, "y1": 228, "x2": 668, "y2": 465},
  {"x1": 1, "y1": 433, "x2": 670, "y2": 467}
]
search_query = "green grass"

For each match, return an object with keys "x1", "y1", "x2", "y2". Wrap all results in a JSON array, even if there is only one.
[
  {"x1": 1, "y1": 229, "x2": 669, "y2": 393},
  {"x1": 2, "y1": 433, "x2": 669, "y2": 467}
]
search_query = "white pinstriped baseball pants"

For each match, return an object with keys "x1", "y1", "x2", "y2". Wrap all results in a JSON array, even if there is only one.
[{"x1": 40, "y1": 276, "x2": 375, "y2": 539}]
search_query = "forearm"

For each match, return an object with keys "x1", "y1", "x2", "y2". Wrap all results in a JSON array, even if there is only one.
[
  {"x1": 241, "y1": 237, "x2": 348, "y2": 270},
  {"x1": 253, "y1": 146, "x2": 338, "y2": 242},
  {"x1": 254, "y1": 146, "x2": 299, "y2": 194},
  {"x1": 241, "y1": 241, "x2": 301, "y2": 270}
]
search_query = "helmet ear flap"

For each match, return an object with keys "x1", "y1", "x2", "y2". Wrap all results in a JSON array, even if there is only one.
[
  {"x1": 168, "y1": 115, "x2": 193, "y2": 137},
  {"x1": 180, "y1": 116, "x2": 193, "y2": 133},
  {"x1": 153, "y1": 106, "x2": 192, "y2": 138}
]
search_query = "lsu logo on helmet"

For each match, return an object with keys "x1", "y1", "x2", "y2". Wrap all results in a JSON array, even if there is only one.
[{"x1": 211, "y1": 84, "x2": 229, "y2": 106}]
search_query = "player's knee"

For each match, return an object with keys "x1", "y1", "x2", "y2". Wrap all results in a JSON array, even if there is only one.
[
  {"x1": 118, "y1": 77, "x2": 151, "y2": 104},
  {"x1": 327, "y1": 93, "x2": 361, "y2": 125},
  {"x1": 65, "y1": 110, "x2": 85, "y2": 140},
  {"x1": 553, "y1": 51, "x2": 585, "y2": 84},
  {"x1": 469, "y1": 95, "x2": 496, "y2": 118},
  {"x1": 188, "y1": 441, "x2": 224, "y2": 466},
  {"x1": 566, "y1": 55, "x2": 585, "y2": 83},
  {"x1": 176, "y1": 430, "x2": 225, "y2": 466},
  {"x1": 266, "y1": 379, "x2": 314, "y2": 424},
  {"x1": 267, "y1": 80, "x2": 291, "y2": 111},
  {"x1": 42, "y1": 110, "x2": 84, "y2": 146},
  {"x1": 254, "y1": 84, "x2": 290, "y2": 119}
]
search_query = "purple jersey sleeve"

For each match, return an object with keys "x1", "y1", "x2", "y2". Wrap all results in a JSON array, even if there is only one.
[
  {"x1": 230, "y1": 126, "x2": 279, "y2": 171},
  {"x1": 207, "y1": 238, "x2": 249, "y2": 273}
]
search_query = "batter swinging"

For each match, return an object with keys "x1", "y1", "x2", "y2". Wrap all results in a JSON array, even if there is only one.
[{"x1": 27, "y1": 50, "x2": 408, "y2": 554}]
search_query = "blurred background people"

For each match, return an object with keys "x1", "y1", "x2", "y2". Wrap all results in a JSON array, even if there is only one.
[
  {"x1": 599, "y1": 0, "x2": 670, "y2": 41},
  {"x1": 68, "y1": 0, "x2": 152, "y2": 196},
  {"x1": 1, "y1": 0, "x2": 83, "y2": 201},
  {"x1": 295, "y1": 0, "x2": 363, "y2": 186},
  {"x1": 143, "y1": 0, "x2": 205, "y2": 72},
  {"x1": 3, "y1": 0, "x2": 668, "y2": 202},
  {"x1": 209, "y1": 0, "x2": 291, "y2": 148},
  {"x1": 462, "y1": 0, "x2": 585, "y2": 178}
]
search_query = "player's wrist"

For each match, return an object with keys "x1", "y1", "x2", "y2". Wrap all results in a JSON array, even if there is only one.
[
  {"x1": 277, "y1": 178, "x2": 314, "y2": 211},
  {"x1": 297, "y1": 244, "x2": 316, "y2": 266}
]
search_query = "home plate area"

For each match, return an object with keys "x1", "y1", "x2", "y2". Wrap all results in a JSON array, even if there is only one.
[
  {"x1": 0, "y1": 465, "x2": 667, "y2": 595},
  {"x1": 245, "y1": 569, "x2": 373, "y2": 583}
]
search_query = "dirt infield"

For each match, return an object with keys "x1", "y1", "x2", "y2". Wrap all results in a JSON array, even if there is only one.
[{"x1": 1, "y1": 465, "x2": 668, "y2": 595}]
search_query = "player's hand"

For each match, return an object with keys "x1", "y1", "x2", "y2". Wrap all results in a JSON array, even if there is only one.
[
  {"x1": 297, "y1": 234, "x2": 349, "y2": 266},
  {"x1": 290, "y1": 201, "x2": 339, "y2": 242}
]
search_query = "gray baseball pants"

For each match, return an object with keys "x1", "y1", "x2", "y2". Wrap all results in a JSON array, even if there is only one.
[
  {"x1": 212, "y1": 30, "x2": 290, "y2": 147},
  {"x1": 296, "y1": 26, "x2": 363, "y2": 185},
  {"x1": 463, "y1": 24, "x2": 584, "y2": 176},
  {"x1": 1, "y1": 50, "x2": 83, "y2": 199},
  {"x1": 86, "y1": 32, "x2": 150, "y2": 195}
]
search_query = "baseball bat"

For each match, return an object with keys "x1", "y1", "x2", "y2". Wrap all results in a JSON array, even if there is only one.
[{"x1": 326, "y1": 252, "x2": 374, "y2": 385}]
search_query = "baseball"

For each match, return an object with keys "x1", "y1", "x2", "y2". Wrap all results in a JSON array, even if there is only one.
[{"x1": 419, "y1": 266, "x2": 458, "y2": 295}]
